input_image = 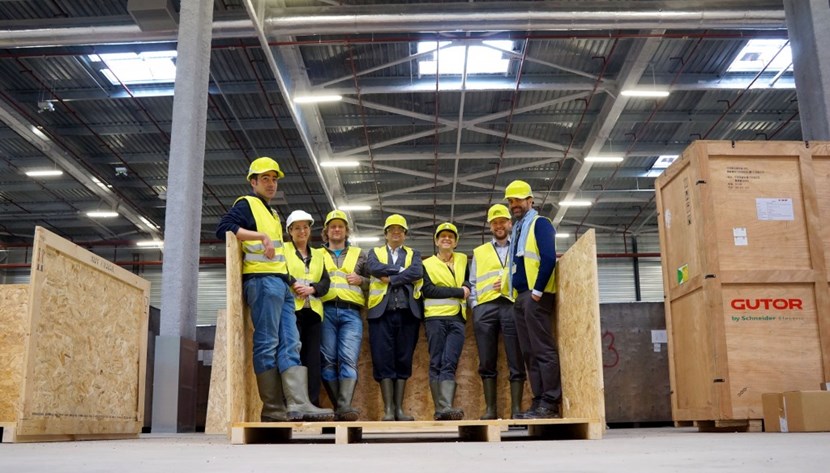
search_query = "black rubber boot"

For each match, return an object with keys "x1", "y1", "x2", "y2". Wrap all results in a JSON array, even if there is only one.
[
  {"x1": 510, "y1": 380, "x2": 524, "y2": 419},
  {"x1": 281, "y1": 366, "x2": 335, "y2": 421},
  {"x1": 255, "y1": 368, "x2": 287, "y2": 422},
  {"x1": 430, "y1": 380, "x2": 446, "y2": 420},
  {"x1": 323, "y1": 379, "x2": 340, "y2": 410},
  {"x1": 394, "y1": 379, "x2": 414, "y2": 421},
  {"x1": 480, "y1": 378, "x2": 498, "y2": 420},
  {"x1": 438, "y1": 380, "x2": 464, "y2": 420},
  {"x1": 335, "y1": 378, "x2": 360, "y2": 422},
  {"x1": 380, "y1": 379, "x2": 396, "y2": 421}
]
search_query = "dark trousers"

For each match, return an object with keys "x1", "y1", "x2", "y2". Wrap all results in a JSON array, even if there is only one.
[
  {"x1": 368, "y1": 308, "x2": 420, "y2": 381},
  {"x1": 425, "y1": 317, "x2": 465, "y2": 381},
  {"x1": 473, "y1": 297, "x2": 526, "y2": 381},
  {"x1": 296, "y1": 308, "x2": 322, "y2": 405},
  {"x1": 513, "y1": 291, "x2": 561, "y2": 409}
]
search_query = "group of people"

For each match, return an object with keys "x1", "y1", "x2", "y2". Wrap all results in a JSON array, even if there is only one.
[{"x1": 216, "y1": 157, "x2": 562, "y2": 423}]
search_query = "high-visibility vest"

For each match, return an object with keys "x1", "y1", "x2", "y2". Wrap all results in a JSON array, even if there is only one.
[
  {"x1": 473, "y1": 242, "x2": 515, "y2": 304},
  {"x1": 522, "y1": 216, "x2": 557, "y2": 293},
  {"x1": 320, "y1": 246, "x2": 365, "y2": 307},
  {"x1": 284, "y1": 242, "x2": 325, "y2": 318},
  {"x1": 422, "y1": 253, "x2": 468, "y2": 319},
  {"x1": 367, "y1": 246, "x2": 422, "y2": 309},
  {"x1": 235, "y1": 196, "x2": 287, "y2": 275}
]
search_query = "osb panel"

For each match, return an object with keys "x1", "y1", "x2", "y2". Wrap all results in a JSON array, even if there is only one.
[
  {"x1": 668, "y1": 286, "x2": 716, "y2": 417},
  {"x1": 225, "y1": 233, "x2": 255, "y2": 426},
  {"x1": 722, "y1": 284, "x2": 823, "y2": 419},
  {"x1": 813, "y1": 155, "x2": 830, "y2": 276},
  {"x1": 205, "y1": 310, "x2": 228, "y2": 434},
  {"x1": 708, "y1": 155, "x2": 811, "y2": 270},
  {"x1": 556, "y1": 229, "x2": 604, "y2": 425},
  {"x1": 18, "y1": 227, "x2": 149, "y2": 437},
  {"x1": 0, "y1": 285, "x2": 28, "y2": 423}
]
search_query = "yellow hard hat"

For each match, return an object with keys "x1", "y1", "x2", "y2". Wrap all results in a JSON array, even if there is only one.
[
  {"x1": 434, "y1": 222, "x2": 459, "y2": 240},
  {"x1": 247, "y1": 157, "x2": 284, "y2": 181},
  {"x1": 504, "y1": 180, "x2": 533, "y2": 200},
  {"x1": 325, "y1": 209, "x2": 349, "y2": 226},
  {"x1": 487, "y1": 204, "x2": 510, "y2": 222},
  {"x1": 384, "y1": 214, "x2": 408, "y2": 232}
]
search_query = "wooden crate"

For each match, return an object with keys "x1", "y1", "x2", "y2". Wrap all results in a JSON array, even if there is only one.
[
  {"x1": 209, "y1": 229, "x2": 605, "y2": 440},
  {"x1": 655, "y1": 141, "x2": 830, "y2": 424},
  {"x1": 0, "y1": 226, "x2": 150, "y2": 443}
]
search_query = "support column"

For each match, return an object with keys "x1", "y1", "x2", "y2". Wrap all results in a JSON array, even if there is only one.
[
  {"x1": 784, "y1": 0, "x2": 830, "y2": 140},
  {"x1": 151, "y1": 0, "x2": 214, "y2": 433}
]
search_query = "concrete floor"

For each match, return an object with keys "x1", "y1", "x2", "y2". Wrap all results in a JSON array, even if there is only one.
[{"x1": 1, "y1": 427, "x2": 828, "y2": 472}]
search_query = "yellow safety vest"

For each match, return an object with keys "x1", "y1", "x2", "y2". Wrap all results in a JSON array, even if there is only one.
[
  {"x1": 422, "y1": 253, "x2": 468, "y2": 319},
  {"x1": 473, "y1": 242, "x2": 515, "y2": 304},
  {"x1": 284, "y1": 242, "x2": 325, "y2": 318},
  {"x1": 235, "y1": 196, "x2": 287, "y2": 275},
  {"x1": 320, "y1": 246, "x2": 365, "y2": 307},
  {"x1": 523, "y1": 216, "x2": 557, "y2": 293},
  {"x1": 368, "y1": 246, "x2": 423, "y2": 309}
]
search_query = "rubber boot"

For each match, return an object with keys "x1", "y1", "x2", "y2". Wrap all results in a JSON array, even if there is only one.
[
  {"x1": 281, "y1": 365, "x2": 335, "y2": 421},
  {"x1": 439, "y1": 380, "x2": 464, "y2": 420},
  {"x1": 480, "y1": 378, "x2": 498, "y2": 420},
  {"x1": 336, "y1": 378, "x2": 360, "y2": 422},
  {"x1": 380, "y1": 379, "x2": 396, "y2": 421},
  {"x1": 510, "y1": 380, "x2": 524, "y2": 419},
  {"x1": 394, "y1": 379, "x2": 414, "y2": 421},
  {"x1": 255, "y1": 368, "x2": 287, "y2": 422},
  {"x1": 430, "y1": 380, "x2": 446, "y2": 420},
  {"x1": 323, "y1": 379, "x2": 340, "y2": 410}
]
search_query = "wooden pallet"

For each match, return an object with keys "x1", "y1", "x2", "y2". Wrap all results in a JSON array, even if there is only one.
[
  {"x1": 231, "y1": 418, "x2": 601, "y2": 444},
  {"x1": 692, "y1": 419, "x2": 763, "y2": 433},
  {"x1": 1, "y1": 422, "x2": 139, "y2": 443}
]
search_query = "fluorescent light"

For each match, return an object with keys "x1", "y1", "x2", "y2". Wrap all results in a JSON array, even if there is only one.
[
  {"x1": 620, "y1": 90, "x2": 670, "y2": 98},
  {"x1": 320, "y1": 160, "x2": 360, "y2": 168},
  {"x1": 339, "y1": 204, "x2": 372, "y2": 211},
  {"x1": 31, "y1": 126, "x2": 51, "y2": 141},
  {"x1": 139, "y1": 216, "x2": 158, "y2": 229},
  {"x1": 136, "y1": 240, "x2": 164, "y2": 248},
  {"x1": 350, "y1": 236, "x2": 380, "y2": 243},
  {"x1": 294, "y1": 95, "x2": 342, "y2": 104},
  {"x1": 555, "y1": 233, "x2": 571, "y2": 239},
  {"x1": 558, "y1": 200, "x2": 592, "y2": 207},
  {"x1": 86, "y1": 211, "x2": 119, "y2": 218},
  {"x1": 585, "y1": 156, "x2": 624, "y2": 163},
  {"x1": 25, "y1": 169, "x2": 63, "y2": 177}
]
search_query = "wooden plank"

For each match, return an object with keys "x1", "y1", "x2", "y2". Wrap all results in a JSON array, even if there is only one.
[
  {"x1": 334, "y1": 425, "x2": 363, "y2": 444},
  {"x1": 16, "y1": 226, "x2": 149, "y2": 439},
  {"x1": 556, "y1": 229, "x2": 605, "y2": 432},
  {"x1": 0, "y1": 285, "x2": 27, "y2": 423},
  {"x1": 205, "y1": 310, "x2": 228, "y2": 434},
  {"x1": 807, "y1": 147, "x2": 830, "y2": 381}
]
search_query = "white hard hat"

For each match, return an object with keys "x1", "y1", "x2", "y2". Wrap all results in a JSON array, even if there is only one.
[{"x1": 286, "y1": 210, "x2": 314, "y2": 231}]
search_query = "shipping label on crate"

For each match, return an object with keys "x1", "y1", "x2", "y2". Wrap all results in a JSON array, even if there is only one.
[
  {"x1": 756, "y1": 198, "x2": 794, "y2": 221},
  {"x1": 725, "y1": 165, "x2": 765, "y2": 190},
  {"x1": 676, "y1": 264, "x2": 689, "y2": 285},
  {"x1": 733, "y1": 227, "x2": 748, "y2": 246}
]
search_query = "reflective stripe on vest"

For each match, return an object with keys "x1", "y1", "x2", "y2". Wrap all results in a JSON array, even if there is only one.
[
  {"x1": 524, "y1": 216, "x2": 557, "y2": 293},
  {"x1": 473, "y1": 243, "x2": 515, "y2": 304},
  {"x1": 235, "y1": 196, "x2": 288, "y2": 275},
  {"x1": 320, "y1": 246, "x2": 365, "y2": 306},
  {"x1": 284, "y1": 242, "x2": 325, "y2": 318},
  {"x1": 422, "y1": 253, "x2": 467, "y2": 319},
  {"x1": 367, "y1": 246, "x2": 423, "y2": 309}
]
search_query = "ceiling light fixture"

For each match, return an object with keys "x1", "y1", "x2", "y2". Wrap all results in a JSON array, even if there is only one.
[
  {"x1": 339, "y1": 204, "x2": 372, "y2": 211},
  {"x1": 350, "y1": 236, "x2": 381, "y2": 243},
  {"x1": 620, "y1": 90, "x2": 670, "y2": 98},
  {"x1": 558, "y1": 200, "x2": 592, "y2": 207},
  {"x1": 555, "y1": 233, "x2": 572, "y2": 239},
  {"x1": 293, "y1": 95, "x2": 343, "y2": 104},
  {"x1": 86, "y1": 211, "x2": 119, "y2": 218},
  {"x1": 25, "y1": 169, "x2": 63, "y2": 177},
  {"x1": 584, "y1": 156, "x2": 624, "y2": 163},
  {"x1": 136, "y1": 240, "x2": 164, "y2": 248},
  {"x1": 320, "y1": 160, "x2": 360, "y2": 168}
]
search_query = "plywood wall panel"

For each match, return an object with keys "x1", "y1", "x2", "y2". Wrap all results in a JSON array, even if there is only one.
[{"x1": 0, "y1": 285, "x2": 28, "y2": 423}]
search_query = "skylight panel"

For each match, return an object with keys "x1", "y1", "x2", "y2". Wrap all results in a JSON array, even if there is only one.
[
  {"x1": 727, "y1": 39, "x2": 792, "y2": 73},
  {"x1": 90, "y1": 51, "x2": 177, "y2": 85},
  {"x1": 645, "y1": 155, "x2": 679, "y2": 177},
  {"x1": 418, "y1": 40, "x2": 513, "y2": 76}
]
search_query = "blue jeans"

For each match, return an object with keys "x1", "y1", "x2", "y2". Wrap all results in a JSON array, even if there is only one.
[
  {"x1": 244, "y1": 276, "x2": 301, "y2": 374},
  {"x1": 321, "y1": 303, "x2": 363, "y2": 381}
]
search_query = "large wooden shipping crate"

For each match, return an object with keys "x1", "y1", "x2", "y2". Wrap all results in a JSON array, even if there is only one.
[
  {"x1": 210, "y1": 229, "x2": 605, "y2": 440},
  {"x1": 0, "y1": 227, "x2": 150, "y2": 443},
  {"x1": 655, "y1": 141, "x2": 830, "y2": 424}
]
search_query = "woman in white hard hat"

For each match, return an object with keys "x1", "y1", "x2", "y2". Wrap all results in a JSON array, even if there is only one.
[{"x1": 284, "y1": 209, "x2": 331, "y2": 407}]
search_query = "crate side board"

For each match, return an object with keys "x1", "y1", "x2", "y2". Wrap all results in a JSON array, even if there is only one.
[{"x1": 0, "y1": 285, "x2": 28, "y2": 423}]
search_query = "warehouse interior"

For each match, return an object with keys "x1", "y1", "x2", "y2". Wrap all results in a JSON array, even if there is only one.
[{"x1": 1, "y1": 1, "x2": 830, "y2": 471}]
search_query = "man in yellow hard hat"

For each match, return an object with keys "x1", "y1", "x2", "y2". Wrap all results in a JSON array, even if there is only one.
[
  {"x1": 469, "y1": 204, "x2": 527, "y2": 419},
  {"x1": 366, "y1": 214, "x2": 424, "y2": 421},
  {"x1": 216, "y1": 157, "x2": 334, "y2": 422},
  {"x1": 318, "y1": 209, "x2": 368, "y2": 421},
  {"x1": 422, "y1": 222, "x2": 469, "y2": 420},
  {"x1": 503, "y1": 179, "x2": 561, "y2": 419}
]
